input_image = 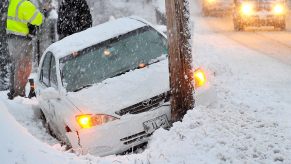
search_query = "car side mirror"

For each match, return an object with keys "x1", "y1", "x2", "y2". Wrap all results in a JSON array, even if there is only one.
[{"x1": 41, "y1": 87, "x2": 60, "y2": 100}]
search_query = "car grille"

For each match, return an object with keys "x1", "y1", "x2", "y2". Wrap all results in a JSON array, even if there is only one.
[
  {"x1": 120, "y1": 131, "x2": 151, "y2": 145},
  {"x1": 115, "y1": 91, "x2": 170, "y2": 116},
  {"x1": 255, "y1": 2, "x2": 272, "y2": 11}
]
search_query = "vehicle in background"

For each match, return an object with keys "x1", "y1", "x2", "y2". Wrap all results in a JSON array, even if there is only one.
[
  {"x1": 202, "y1": 0, "x2": 234, "y2": 16},
  {"x1": 233, "y1": 0, "x2": 288, "y2": 31},
  {"x1": 35, "y1": 17, "x2": 215, "y2": 157}
]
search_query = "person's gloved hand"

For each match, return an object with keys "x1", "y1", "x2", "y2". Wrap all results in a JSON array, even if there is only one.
[{"x1": 28, "y1": 24, "x2": 38, "y2": 36}]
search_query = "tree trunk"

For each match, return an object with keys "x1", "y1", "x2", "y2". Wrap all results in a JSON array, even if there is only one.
[
  {"x1": 0, "y1": 0, "x2": 10, "y2": 91},
  {"x1": 165, "y1": 0, "x2": 195, "y2": 122}
]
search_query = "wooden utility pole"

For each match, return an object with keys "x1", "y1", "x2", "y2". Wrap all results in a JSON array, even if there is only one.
[
  {"x1": 0, "y1": 0, "x2": 10, "y2": 90},
  {"x1": 165, "y1": 0, "x2": 195, "y2": 122}
]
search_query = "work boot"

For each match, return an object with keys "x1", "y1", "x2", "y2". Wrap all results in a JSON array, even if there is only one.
[
  {"x1": 7, "y1": 91, "x2": 15, "y2": 100},
  {"x1": 7, "y1": 91, "x2": 25, "y2": 100}
]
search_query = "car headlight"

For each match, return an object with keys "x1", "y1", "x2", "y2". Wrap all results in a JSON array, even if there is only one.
[
  {"x1": 273, "y1": 4, "x2": 285, "y2": 15},
  {"x1": 241, "y1": 3, "x2": 254, "y2": 15},
  {"x1": 193, "y1": 68, "x2": 207, "y2": 88},
  {"x1": 76, "y1": 114, "x2": 118, "y2": 129}
]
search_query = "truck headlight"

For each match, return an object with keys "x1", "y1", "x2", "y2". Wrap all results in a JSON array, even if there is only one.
[
  {"x1": 241, "y1": 3, "x2": 254, "y2": 15},
  {"x1": 273, "y1": 4, "x2": 285, "y2": 15},
  {"x1": 76, "y1": 114, "x2": 118, "y2": 129}
]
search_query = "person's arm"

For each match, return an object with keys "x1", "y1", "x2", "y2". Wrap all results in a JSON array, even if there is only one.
[{"x1": 19, "y1": 1, "x2": 43, "y2": 26}]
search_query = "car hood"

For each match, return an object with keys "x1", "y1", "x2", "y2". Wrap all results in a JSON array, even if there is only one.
[{"x1": 67, "y1": 59, "x2": 170, "y2": 116}]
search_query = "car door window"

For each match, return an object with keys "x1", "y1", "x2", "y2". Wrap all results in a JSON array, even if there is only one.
[
  {"x1": 40, "y1": 53, "x2": 51, "y2": 86},
  {"x1": 40, "y1": 52, "x2": 58, "y2": 88},
  {"x1": 50, "y1": 56, "x2": 58, "y2": 88}
]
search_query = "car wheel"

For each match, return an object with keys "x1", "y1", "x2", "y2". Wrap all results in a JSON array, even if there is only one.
[
  {"x1": 39, "y1": 109, "x2": 72, "y2": 149},
  {"x1": 38, "y1": 108, "x2": 47, "y2": 123},
  {"x1": 47, "y1": 123, "x2": 72, "y2": 150},
  {"x1": 38, "y1": 109, "x2": 57, "y2": 139}
]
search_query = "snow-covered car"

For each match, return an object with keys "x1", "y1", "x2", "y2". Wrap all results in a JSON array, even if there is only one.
[
  {"x1": 233, "y1": 0, "x2": 287, "y2": 31},
  {"x1": 202, "y1": 0, "x2": 234, "y2": 16},
  {"x1": 35, "y1": 17, "x2": 215, "y2": 156}
]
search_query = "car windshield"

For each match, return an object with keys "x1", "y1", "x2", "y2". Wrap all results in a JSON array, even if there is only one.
[{"x1": 60, "y1": 26, "x2": 168, "y2": 92}]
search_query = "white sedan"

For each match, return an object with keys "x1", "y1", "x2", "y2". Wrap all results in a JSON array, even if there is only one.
[{"x1": 35, "y1": 17, "x2": 215, "y2": 156}]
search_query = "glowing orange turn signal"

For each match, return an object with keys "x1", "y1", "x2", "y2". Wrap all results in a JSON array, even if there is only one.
[
  {"x1": 76, "y1": 114, "x2": 118, "y2": 129},
  {"x1": 76, "y1": 114, "x2": 93, "y2": 129},
  {"x1": 194, "y1": 68, "x2": 207, "y2": 88}
]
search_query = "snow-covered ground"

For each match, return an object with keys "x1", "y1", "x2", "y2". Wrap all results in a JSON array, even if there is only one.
[{"x1": 1, "y1": 0, "x2": 291, "y2": 163}]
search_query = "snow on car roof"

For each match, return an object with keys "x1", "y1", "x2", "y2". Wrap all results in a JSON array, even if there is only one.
[{"x1": 45, "y1": 17, "x2": 147, "y2": 59}]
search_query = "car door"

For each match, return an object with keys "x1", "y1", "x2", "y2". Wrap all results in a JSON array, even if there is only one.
[
  {"x1": 45, "y1": 55, "x2": 63, "y2": 137},
  {"x1": 37, "y1": 53, "x2": 54, "y2": 123},
  {"x1": 38, "y1": 52, "x2": 62, "y2": 136},
  {"x1": 49, "y1": 55, "x2": 79, "y2": 142}
]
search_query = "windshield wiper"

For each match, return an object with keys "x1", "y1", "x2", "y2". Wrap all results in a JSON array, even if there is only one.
[
  {"x1": 109, "y1": 60, "x2": 162, "y2": 79},
  {"x1": 73, "y1": 84, "x2": 93, "y2": 92},
  {"x1": 148, "y1": 59, "x2": 160, "y2": 66}
]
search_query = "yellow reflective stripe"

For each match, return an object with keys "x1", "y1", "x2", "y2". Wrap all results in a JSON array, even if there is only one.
[
  {"x1": 16, "y1": 0, "x2": 26, "y2": 20},
  {"x1": 6, "y1": 29, "x2": 27, "y2": 36},
  {"x1": 7, "y1": 16, "x2": 27, "y2": 23},
  {"x1": 28, "y1": 10, "x2": 40, "y2": 23}
]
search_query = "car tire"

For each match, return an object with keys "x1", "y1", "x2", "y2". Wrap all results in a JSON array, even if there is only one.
[
  {"x1": 39, "y1": 109, "x2": 72, "y2": 149},
  {"x1": 39, "y1": 109, "x2": 55, "y2": 137},
  {"x1": 39, "y1": 108, "x2": 46, "y2": 122}
]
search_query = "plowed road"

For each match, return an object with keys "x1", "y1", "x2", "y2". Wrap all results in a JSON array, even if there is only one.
[{"x1": 193, "y1": 2, "x2": 291, "y2": 65}]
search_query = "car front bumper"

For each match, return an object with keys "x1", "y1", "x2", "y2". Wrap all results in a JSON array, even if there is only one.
[
  {"x1": 66, "y1": 105, "x2": 171, "y2": 156},
  {"x1": 239, "y1": 15, "x2": 285, "y2": 26}
]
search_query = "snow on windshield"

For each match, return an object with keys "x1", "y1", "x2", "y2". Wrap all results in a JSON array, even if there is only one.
[{"x1": 60, "y1": 26, "x2": 168, "y2": 92}]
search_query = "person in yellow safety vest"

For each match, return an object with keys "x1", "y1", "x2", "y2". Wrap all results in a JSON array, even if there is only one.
[{"x1": 6, "y1": 0, "x2": 44, "y2": 100}]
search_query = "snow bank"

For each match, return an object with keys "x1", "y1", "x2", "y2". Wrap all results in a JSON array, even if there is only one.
[
  {"x1": 2, "y1": 93, "x2": 290, "y2": 164},
  {"x1": 0, "y1": 99, "x2": 87, "y2": 164}
]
